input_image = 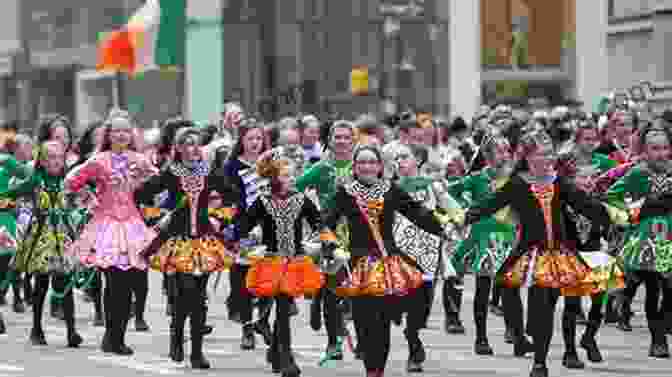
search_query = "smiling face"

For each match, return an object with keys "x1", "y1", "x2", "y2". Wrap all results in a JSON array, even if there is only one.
[
  {"x1": 330, "y1": 125, "x2": 354, "y2": 157},
  {"x1": 526, "y1": 142, "x2": 557, "y2": 177},
  {"x1": 40, "y1": 141, "x2": 66, "y2": 176},
  {"x1": 643, "y1": 130, "x2": 672, "y2": 172},
  {"x1": 395, "y1": 146, "x2": 418, "y2": 177},
  {"x1": 241, "y1": 127, "x2": 264, "y2": 156},
  {"x1": 353, "y1": 149, "x2": 382, "y2": 184},
  {"x1": 272, "y1": 162, "x2": 296, "y2": 197},
  {"x1": 177, "y1": 134, "x2": 202, "y2": 163},
  {"x1": 576, "y1": 127, "x2": 600, "y2": 154}
]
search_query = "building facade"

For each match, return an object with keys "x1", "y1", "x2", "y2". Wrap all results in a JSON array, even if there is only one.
[{"x1": 0, "y1": 0, "x2": 652, "y2": 133}]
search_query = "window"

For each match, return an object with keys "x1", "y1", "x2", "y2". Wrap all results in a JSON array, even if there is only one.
[
  {"x1": 608, "y1": 0, "x2": 615, "y2": 18},
  {"x1": 312, "y1": 0, "x2": 325, "y2": 19}
]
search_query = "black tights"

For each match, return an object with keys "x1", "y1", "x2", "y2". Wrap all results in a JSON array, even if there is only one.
[
  {"x1": 353, "y1": 297, "x2": 392, "y2": 372},
  {"x1": 32, "y1": 273, "x2": 75, "y2": 334},
  {"x1": 269, "y1": 295, "x2": 296, "y2": 369},
  {"x1": 0, "y1": 254, "x2": 21, "y2": 302},
  {"x1": 103, "y1": 269, "x2": 145, "y2": 350},
  {"x1": 443, "y1": 277, "x2": 463, "y2": 319},
  {"x1": 172, "y1": 273, "x2": 209, "y2": 359},
  {"x1": 474, "y1": 276, "x2": 492, "y2": 340},
  {"x1": 526, "y1": 287, "x2": 560, "y2": 365},
  {"x1": 322, "y1": 289, "x2": 345, "y2": 345},
  {"x1": 622, "y1": 270, "x2": 672, "y2": 343},
  {"x1": 562, "y1": 294, "x2": 604, "y2": 354},
  {"x1": 131, "y1": 271, "x2": 149, "y2": 320}
]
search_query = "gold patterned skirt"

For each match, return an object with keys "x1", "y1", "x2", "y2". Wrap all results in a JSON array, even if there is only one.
[
  {"x1": 333, "y1": 254, "x2": 424, "y2": 297},
  {"x1": 560, "y1": 251, "x2": 625, "y2": 296},
  {"x1": 149, "y1": 235, "x2": 234, "y2": 273},
  {"x1": 498, "y1": 244, "x2": 592, "y2": 293}
]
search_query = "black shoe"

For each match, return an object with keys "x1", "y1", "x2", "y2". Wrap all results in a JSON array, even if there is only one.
[
  {"x1": 649, "y1": 343, "x2": 670, "y2": 358},
  {"x1": 616, "y1": 318, "x2": 632, "y2": 332},
  {"x1": 135, "y1": 318, "x2": 150, "y2": 332},
  {"x1": 280, "y1": 363, "x2": 300, "y2": 377},
  {"x1": 100, "y1": 332, "x2": 113, "y2": 352},
  {"x1": 562, "y1": 352, "x2": 585, "y2": 369},
  {"x1": 93, "y1": 315, "x2": 104, "y2": 327},
  {"x1": 0, "y1": 315, "x2": 5, "y2": 334},
  {"x1": 201, "y1": 324, "x2": 213, "y2": 336},
  {"x1": 474, "y1": 339, "x2": 494, "y2": 355},
  {"x1": 489, "y1": 304, "x2": 505, "y2": 317},
  {"x1": 113, "y1": 344, "x2": 134, "y2": 356},
  {"x1": 514, "y1": 338, "x2": 534, "y2": 357},
  {"x1": 29, "y1": 328, "x2": 47, "y2": 345},
  {"x1": 529, "y1": 363, "x2": 548, "y2": 377},
  {"x1": 12, "y1": 299, "x2": 25, "y2": 313},
  {"x1": 325, "y1": 343, "x2": 343, "y2": 360},
  {"x1": 0, "y1": 294, "x2": 6, "y2": 306},
  {"x1": 504, "y1": 327, "x2": 514, "y2": 344},
  {"x1": 354, "y1": 345, "x2": 365, "y2": 360},
  {"x1": 191, "y1": 355, "x2": 211, "y2": 369},
  {"x1": 67, "y1": 332, "x2": 83, "y2": 348},
  {"x1": 254, "y1": 321, "x2": 273, "y2": 346},
  {"x1": 170, "y1": 337, "x2": 184, "y2": 362},
  {"x1": 445, "y1": 317, "x2": 466, "y2": 334},
  {"x1": 406, "y1": 360, "x2": 423, "y2": 373},
  {"x1": 240, "y1": 327, "x2": 255, "y2": 350},
  {"x1": 580, "y1": 334, "x2": 603, "y2": 362}
]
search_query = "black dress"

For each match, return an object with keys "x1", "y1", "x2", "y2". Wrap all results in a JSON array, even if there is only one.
[{"x1": 322, "y1": 180, "x2": 444, "y2": 373}]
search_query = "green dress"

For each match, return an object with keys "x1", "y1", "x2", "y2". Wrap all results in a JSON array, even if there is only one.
[
  {"x1": 1, "y1": 169, "x2": 78, "y2": 274},
  {"x1": 0, "y1": 154, "x2": 32, "y2": 256},
  {"x1": 448, "y1": 167, "x2": 516, "y2": 276},
  {"x1": 606, "y1": 165, "x2": 672, "y2": 274}
]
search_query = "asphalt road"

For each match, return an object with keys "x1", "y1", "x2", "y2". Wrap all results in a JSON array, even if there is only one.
[{"x1": 0, "y1": 273, "x2": 667, "y2": 377}]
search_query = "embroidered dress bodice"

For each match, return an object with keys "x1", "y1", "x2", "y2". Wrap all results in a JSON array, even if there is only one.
[
  {"x1": 260, "y1": 194, "x2": 306, "y2": 256},
  {"x1": 171, "y1": 162, "x2": 210, "y2": 236},
  {"x1": 530, "y1": 183, "x2": 556, "y2": 250}
]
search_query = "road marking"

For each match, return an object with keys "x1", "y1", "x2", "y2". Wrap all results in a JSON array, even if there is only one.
[{"x1": 88, "y1": 355, "x2": 180, "y2": 375}]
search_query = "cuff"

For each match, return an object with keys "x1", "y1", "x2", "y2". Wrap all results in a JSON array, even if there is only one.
[{"x1": 629, "y1": 207, "x2": 641, "y2": 225}]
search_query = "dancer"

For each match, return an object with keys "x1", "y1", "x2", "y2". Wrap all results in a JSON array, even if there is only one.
[
  {"x1": 222, "y1": 119, "x2": 273, "y2": 350},
  {"x1": 460, "y1": 130, "x2": 614, "y2": 377},
  {"x1": 606, "y1": 121, "x2": 672, "y2": 358},
  {"x1": 235, "y1": 147, "x2": 323, "y2": 377},
  {"x1": 556, "y1": 119, "x2": 619, "y2": 368},
  {"x1": 3, "y1": 141, "x2": 82, "y2": 347},
  {"x1": 448, "y1": 135, "x2": 517, "y2": 356},
  {"x1": 393, "y1": 144, "x2": 462, "y2": 372},
  {"x1": 322, "y1": 144, "x2": 448, "y2": 377},
  {"x1": 136, "y1": 127, "x2": 239, "y2": 369},
  {"x1": 0, "y1": 130, "x2": 32, "y2": 333},
  {"x1": 65, "y1": 109, "x2": 157, "y2": 356}
]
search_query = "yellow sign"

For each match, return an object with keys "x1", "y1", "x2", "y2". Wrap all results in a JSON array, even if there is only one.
[{"x1": 350, "y1": 66, "x2": 369, "y2": 96}]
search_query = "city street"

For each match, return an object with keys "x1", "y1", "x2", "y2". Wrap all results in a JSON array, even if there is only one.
[{"x1": 0, "y1": 273, "x2": 667, "y2": 377}]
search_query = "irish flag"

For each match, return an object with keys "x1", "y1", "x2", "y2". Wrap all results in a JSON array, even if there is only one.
[{"x1": 96, "y1": 0, "x2": 186, "y2": 76}]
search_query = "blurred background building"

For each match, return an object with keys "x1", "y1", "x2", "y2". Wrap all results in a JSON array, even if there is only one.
[{"x1": 0, "y1": 0, "x2": 667, "y2": 133}]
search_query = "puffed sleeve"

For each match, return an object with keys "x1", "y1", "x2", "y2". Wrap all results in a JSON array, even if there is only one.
[{"x1": 64, "y1": 156, "x2": 102, "y2": 193}]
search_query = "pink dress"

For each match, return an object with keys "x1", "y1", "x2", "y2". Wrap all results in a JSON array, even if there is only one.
[{"x1": 65, "y1": 151, "x2": 158, "y2": 270}]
